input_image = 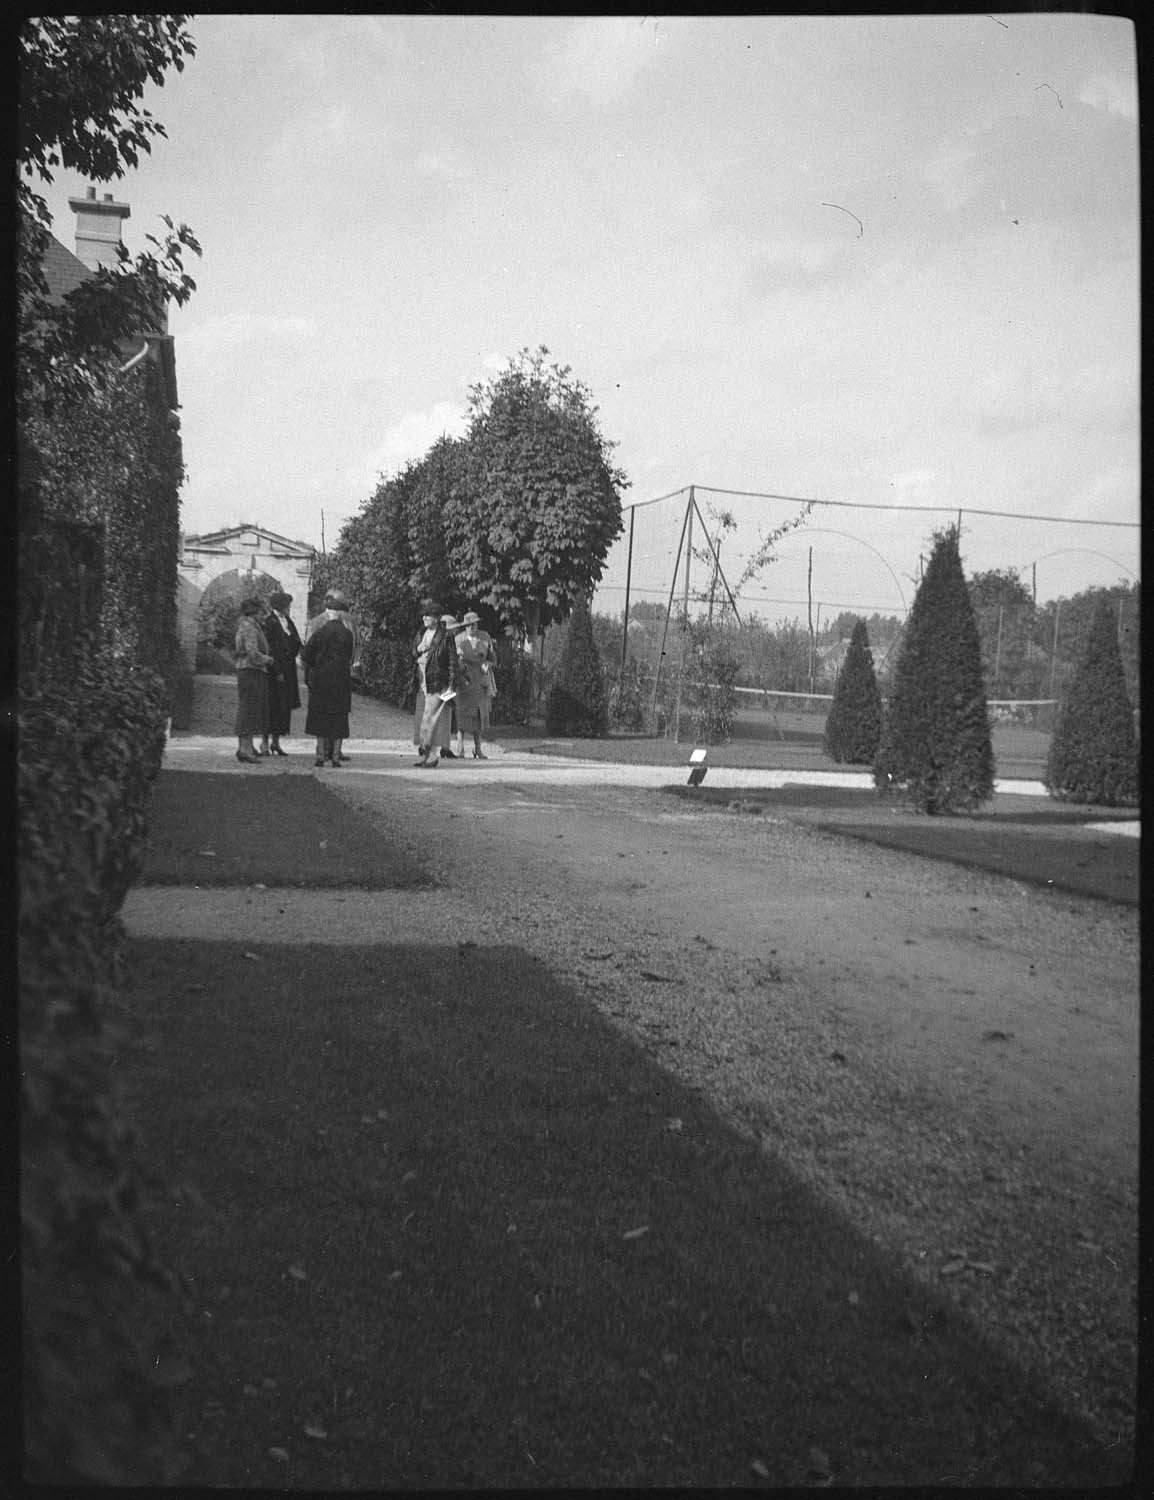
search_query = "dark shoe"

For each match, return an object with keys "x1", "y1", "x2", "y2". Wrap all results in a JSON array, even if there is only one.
[
  {"x1": 329, "y1": 759, "x2": 342, "y2": 769},
  {"x1": 473, "y1": 748, "x2": 487, "y2": 759},
  {"x1": 270, "y1": 744, "x2": 288, "y2": 756},
  {"x1": 237, "y1": 751, "x2": 260, "y2": 764},
  {"x1": 425, "y1": 756, "x2": 440, "y2": 768},
  {"x1": 315, "y1": 757, "x2": 325, "y2": 767},
  {"x1": 442, "y1": 748, "x2": 456, "y2": 759},
  {"x1": 337, "y1": 753, "x2": 351, "y2": 763}
]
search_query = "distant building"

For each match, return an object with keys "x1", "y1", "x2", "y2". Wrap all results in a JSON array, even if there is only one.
[{"x1": 177, "y1": 525, "x2": 316, "y2": 667}]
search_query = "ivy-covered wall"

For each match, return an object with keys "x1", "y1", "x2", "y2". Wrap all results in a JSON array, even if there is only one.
[{"x1": 20, "y1": 352, "x2": 189, "y2": 1484}]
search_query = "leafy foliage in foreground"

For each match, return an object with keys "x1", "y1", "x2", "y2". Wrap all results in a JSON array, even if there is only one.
[
  {"x1": 824, "y1": 619, "x2": 883, "y2": 765},
  {"x1": 874, "y1": 527, "x2": 994, "y2": 814},
  {"x1": 1045, "y1": 596, "x2": 1138, "y2": 806},
  {"x1": 18, "y1": 14, "x2": 201, "y2": 1484}
]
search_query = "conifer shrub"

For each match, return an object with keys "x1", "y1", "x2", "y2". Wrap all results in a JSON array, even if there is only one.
[
  {"x1": 874, "y1": 526, "x2": 995, "y2": 814},
  {"x1": 545, "y1": 593, "x2": 609, "y2": 736},
  {"x1": 823, "y1": 619, "x2": 882, "y2": 764},
  {"x1": 1045, "y1": 595, "x2": 1138, "y2": 806}
]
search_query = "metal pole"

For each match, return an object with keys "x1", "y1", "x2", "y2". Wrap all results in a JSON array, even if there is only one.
[
  {"x1": 620, "y1": 505, "x2": 635, "y2": 677},
  {"x1": 1049, "y1": 600, "x2": 1061, "y2": 697},
  {"x1": 692, "y1": 495, "x2": 742, "y2": 628},
  {"x1": 993, "y1": 601, "x2": 1004, "y2": 697},
  {"x1": 649, "y1": 490, "x2": 693, "y2": 729},
  {"x1": 807, "y1": 547, "x2": 815, "y2": 693},
  {"x1": 673, "y1": 490, "x2": 694, "y2": 743}
]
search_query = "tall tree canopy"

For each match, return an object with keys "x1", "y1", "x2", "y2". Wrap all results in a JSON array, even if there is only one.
[
  {"x1": 444, "y1": 346, "x2": 628, "y2": 634},
  {"x1": 17, "y1": 15, "x2": 201, "y2": 413}
]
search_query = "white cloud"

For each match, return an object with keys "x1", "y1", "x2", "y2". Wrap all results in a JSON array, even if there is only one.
[
  {"x1": 1078, "y1": 74, "x2": 1138, "y2": 121},
  {"x1": 269, "y1": 104, "x2": 357, "y2": 172},
  {"x1": 536, "y1": 16, "x2": 677, "y2": 110},
  {"x1": 182, "y1": 312, "x2": 317, "y2": 358},
  {"x1": 353, "y1": 400, "x2": 469, "y2": 490},
  {"x1": 920, "y1": 143, "x2": 978, "y2": 212}
]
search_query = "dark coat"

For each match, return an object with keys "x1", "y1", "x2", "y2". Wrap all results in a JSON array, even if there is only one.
[
  {"x1": 265, "y1": 611, "x2": 302, "y2": 712},
  {"x1": 423, "y1": 624, "x2": 459, "y2": 696},
  {"x1": 301, "y1": 616, "x2": 354, "y2": 738}
]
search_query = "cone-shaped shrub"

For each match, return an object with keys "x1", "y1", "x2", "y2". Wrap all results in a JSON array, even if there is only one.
[
  {"x1": 824, "y1": 619, "x2": 882, "y2": 764},
  {"x1": 1045, "y1": 595, "x2": 1138, "y2": 805},
  {"x1": 874, "y1": 526, "x2": 994, "y2": 813},
  {"x1": 546, "y1": 593, "x2": 608, "y2": 737}
]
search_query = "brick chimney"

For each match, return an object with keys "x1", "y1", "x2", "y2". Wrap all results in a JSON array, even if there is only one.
[{"x1": 67, "y1": 184, "x2": 131, "y2": 271}]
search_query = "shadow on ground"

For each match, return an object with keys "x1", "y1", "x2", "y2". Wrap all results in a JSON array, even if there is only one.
[
  {"x1": 120, "y1": 937, "x2": 1120, "y2": 1489},
  {"x1": 140, "y1": 772, "x2": 431, "y2": 888}
]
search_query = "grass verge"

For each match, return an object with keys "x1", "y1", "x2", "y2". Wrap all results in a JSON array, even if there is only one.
[
  {"x1": 140, "y1": 772, "x2": 431, "y2": 888},
  {"x1": 662, "y1": 785, "x2": 1138, "y2": 906},
  {"x1": 120, "y1": 936, "x2": 1120, "y2": 1489}
]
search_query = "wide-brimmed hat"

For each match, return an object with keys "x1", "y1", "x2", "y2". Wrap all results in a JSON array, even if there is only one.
[
  {"x1": 462, "y1": 611, "x2": 481, "y2": 625},
  {"x1": 440, "y1": 613, "x2": 460, "y2": 630}
]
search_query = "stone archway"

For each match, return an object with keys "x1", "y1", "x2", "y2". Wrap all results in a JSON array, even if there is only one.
[
  {"x1": 176, "y1": 524, "x2": 315, "y2": 670},
  {"x1": 194, "y1": 568, "x2": 282, "y2": 671}
]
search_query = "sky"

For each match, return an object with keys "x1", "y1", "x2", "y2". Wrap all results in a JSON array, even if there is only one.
[{"x1": 37, "y1": 14, "x2": 1139, "y2": 626}]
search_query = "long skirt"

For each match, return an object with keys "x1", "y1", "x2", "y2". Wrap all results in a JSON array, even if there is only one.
[
  {"x1": 235, "y1": 669, "x2": 269, "y2": 736},
  {"x1": 305, "y1": 702, "x2": 349, "y2": 739},
  {"x1": 455, "y1": 685, "x2": 492, "y2": 736},
  {"x1": 418, "y1": 692, "x2": 453, "y2": 752},
  {"x1": 267, "y1": 672, "x2": 297, "y2": 735}
]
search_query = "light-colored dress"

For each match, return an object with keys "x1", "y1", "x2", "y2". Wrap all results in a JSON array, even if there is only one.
[
  {"x1": 412, "y1": 624, "x2": 437, "y2": 747},
  {"x1": 455, "y1": 629, "x2": 495, "y2": 734}
]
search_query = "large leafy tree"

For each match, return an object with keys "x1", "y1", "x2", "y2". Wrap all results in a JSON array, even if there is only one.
[
  {"x1": 445, "y1": 346, "x2": 628, "y2": 635},
  {"x1": 18, "y1": 15, "x2": 201, "y2": 415},
  {"x1": 875, "y1": 526, "x2": 995, "y2": 814},
  {"x1": 967, "y1": 567, "x2": 1035, "y2": 700},
  {"x1": 1045, "y1": 595, "x2": 1138, "y2": 806}
]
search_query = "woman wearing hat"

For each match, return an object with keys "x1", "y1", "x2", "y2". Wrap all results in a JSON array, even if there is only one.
[
  {"x1": 453, "y1": 610, "x2": 496, "y2": 759},
  {"x1": 234, "y1": 596, "x2": 274, "y2": 764},
  {"x1": 301, "y1": 589, "x2": 355, "y2": 767},
  {"x1": 412, "y1": 599, "x2": 440, "y2": 754},
  {"x1": 259, "y1": 590, "x2": 302, "y2": 756},
  {"x1": 414, "y1": 613, "x2": 459, "y2": 767}
]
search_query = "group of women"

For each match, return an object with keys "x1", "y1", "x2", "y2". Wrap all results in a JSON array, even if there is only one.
[
  {"x1": 234, "y1": 587, "x2": 356, "y2": 766},
  {"x1": 412, "y1": 601, "x2": 497, "y2": 768},
  {"x1": 232, "y1": 589, "x2": 496, "y2": 769}
]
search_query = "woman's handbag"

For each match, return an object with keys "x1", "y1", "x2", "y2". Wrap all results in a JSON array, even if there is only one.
[{"x1": 482, "y1": 662, "x2": 498, "y2": 699}]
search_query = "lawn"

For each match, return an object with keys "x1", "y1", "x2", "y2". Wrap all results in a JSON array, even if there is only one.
[{"x1": 122, "y1": 935, "x2": 1119, "y2": 1488}]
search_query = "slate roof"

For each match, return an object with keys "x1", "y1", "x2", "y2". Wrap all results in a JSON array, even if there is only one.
[
  {"x1": 37, "y1": 227, "x2": 179, "y2": 409},
  {"x1": 41, "y1": 232, "x2": 91, "y2": 303}
]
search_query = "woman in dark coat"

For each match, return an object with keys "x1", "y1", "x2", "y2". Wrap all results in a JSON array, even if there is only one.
[
  {"x1": 260, "y1": 590, "x2": 302, "y2": 756},
  {"x1": 301, "y1": 590, "x2": 355, "y2": 768}
]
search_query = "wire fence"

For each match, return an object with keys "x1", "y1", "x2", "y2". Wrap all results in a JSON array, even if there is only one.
[{"x1": 589, "y1": 482, "x2": 1140, "y2": 715}]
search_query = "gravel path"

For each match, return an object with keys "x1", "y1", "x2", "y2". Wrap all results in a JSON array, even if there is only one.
[{"x1": 135, "y1": 677, "x2": 1138, "y2": 1464}]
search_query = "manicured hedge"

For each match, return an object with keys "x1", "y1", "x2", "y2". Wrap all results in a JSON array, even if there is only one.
[
  {"x1": 546, "y1": 594, "x2": 608, "y2": 737},
  {"x1": 20, "y1": 658, "x2": 183, "y2": 1484},
  {"x1": 1045, "y1": 596, "x2": 1138, "y2": 806}
]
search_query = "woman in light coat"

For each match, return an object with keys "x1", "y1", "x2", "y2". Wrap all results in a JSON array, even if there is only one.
[
  {"x1": 234, "y1": 597, "x2": 274, "y2": 764},
  {"x1": 453, "y1": 611, "x2": 496, "y2": 759}
]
